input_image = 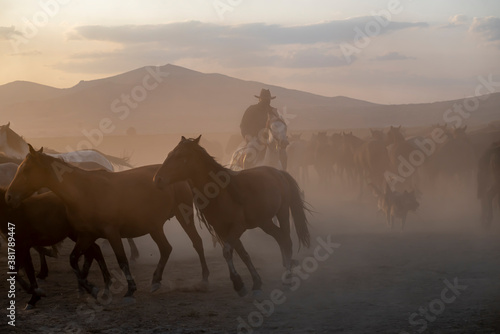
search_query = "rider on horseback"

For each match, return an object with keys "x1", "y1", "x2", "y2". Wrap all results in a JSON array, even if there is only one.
[{"x1": 240, "y1": 89, "x2": 288, "y2": 169}]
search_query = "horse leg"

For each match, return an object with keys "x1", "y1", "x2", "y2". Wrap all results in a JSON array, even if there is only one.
[
  {"x1": 20, "y1": 251, "x2": 44, "y2": 309},
  {"x1": 149, "y1": 227, "x2": 173, "y2": 293},
  {"x1": 127, "y1": 238, "x2": 139, "y2": 263},
  {"x1": 232, "y1": 238, "x2": 263, "y2": 297},
  {"x1": 222, "y1": 241, "x2": 246, "y2": 297},
  {"x1": 70, "y1": 234, "x2": 99, "y2": 297},
  {"x1": 107, "y1": 233, "x2": 137, "y2": 298},
  {"x1": 84, "y1": 243, "x2": 112, "y2": 293},
  {"x1": 36, "y1": 248, "x2": 49, "y2": 280},
  {"x1": 259, "y1": 218, "x2": 294, "y2": 285},
  {"x1": 482, "y1": 186, "x2": 496, "y2": 228},
  {"x1": 176, "y1": 212, "x2": 209, "y2": 284}
]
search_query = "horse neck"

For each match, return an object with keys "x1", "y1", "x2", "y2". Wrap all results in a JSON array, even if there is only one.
[
  {"x1": 41, "y1": 157, "x2": 85, "y2": 202},
  {"x1": 189, "y1": 155, "x2": 230, "y2": 190},
  {"x1": 2, "y1": 130, "x2": 28, "y2": 159}
]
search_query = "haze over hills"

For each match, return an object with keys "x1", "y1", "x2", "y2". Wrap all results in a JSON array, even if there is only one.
[{"x1": 0, "y1": 64, "x2": 498, "y2": 137}]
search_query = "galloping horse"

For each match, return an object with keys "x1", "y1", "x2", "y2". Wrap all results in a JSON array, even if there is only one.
[
  {"x1": 477, "y1": 142, "x2": 500, "y2": 228},
  {"x1": 6, "y1": 145, "x2": 209, "y2": 300},
  {"x1": 0, "y1": 188, "x2": 111, "y2": 309},
  {"x1": 0, "y1": 122, "x2": 132, "y2": 171},
  {"x1": 154, "y1": 136, "x2": 310, "y2": 298},
  {"x1": 0, "y1": 157, "x2": 140, "y2": 262}
]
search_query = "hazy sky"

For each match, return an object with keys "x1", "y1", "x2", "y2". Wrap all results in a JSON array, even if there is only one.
[{"x1": 1, "y1": 0, "x2": 499, "y2": 103}]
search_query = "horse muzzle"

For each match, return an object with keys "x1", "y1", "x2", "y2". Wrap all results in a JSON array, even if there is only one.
[{"x1": 4, "y1": 191, "x2": 21, "y2": 208}]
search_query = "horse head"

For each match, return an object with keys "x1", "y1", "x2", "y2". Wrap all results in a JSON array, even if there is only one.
[{"x1": 5, "y1": 144, "x2": 49, "y2": 207}]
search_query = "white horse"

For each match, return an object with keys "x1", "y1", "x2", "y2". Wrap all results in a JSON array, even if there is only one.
[
  {"x1": 229, "y1": 113, "x2": 286, "y2": 171},
  {"x1": 0, "y1": 122, "x2": 131, "y2": 171}
]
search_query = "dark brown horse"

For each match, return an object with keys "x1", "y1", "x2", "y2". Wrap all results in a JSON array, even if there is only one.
[
  {"x1": 386, "y1": 126, "x2": 420, "y2": 191},
  {"x1": 339, "y1": 132, "x2": 363, "y2": 187},
  {"x1": 477, "y1": 142, "x2": 500, "y2": 228},
  {"x1": 0, "y1": 188, "x2": 111, "y2": 309},
  {"x1": 354, "y1": 134, "x2": 391, "y2": 197},
  {"x1": 5, "y1": 145, "x2": 209, "y2": 300},
  {"x1": 0, "y1": 160, "x2": 140, "y2": 262},
  {"x1": 154, "y1": 136, "x2": 310, "y2": 298}
]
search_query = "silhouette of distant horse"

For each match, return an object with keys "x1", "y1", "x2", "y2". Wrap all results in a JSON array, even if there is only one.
[
  {"x1": 155, "y1": 136, "x2": 310, "y2": 298},
  {"x1": 477, "y1": 142, "x2": 500, "y2": 228},
  {"x1": 6, "y1": 145, "x2": 209, "y2": 301}
]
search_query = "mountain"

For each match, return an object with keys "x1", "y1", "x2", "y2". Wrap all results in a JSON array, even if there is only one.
[{"x1": 0, "y1": 64, "x2": 499, "y2": 137}]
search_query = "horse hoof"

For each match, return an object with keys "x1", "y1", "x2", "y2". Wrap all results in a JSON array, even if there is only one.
[
  {"x1": 151, "y1": 282, "x2": 161, "y2": 293},
  {"x1": 122, "y1": 297, "x2": 136, "y2": 305},
  {"x1": 237, "y1": 286, "x2": 248, "y2": 297},
  {"x1": 34, "y1": 288, "x2": 46, "y2": 297},
  {"x1": 252, "y1": 290, "x2": 264, "y2": 302},
  {"x1": 24, "y1": 304, "x2": 35, "y2": 311},
  {"x1": 91, "y1": 287, "x2": 100, "y2": 299}
]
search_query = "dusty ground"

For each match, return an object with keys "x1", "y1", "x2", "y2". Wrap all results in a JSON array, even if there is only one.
[{"x1": 1, "y1": 135, "x2": 499, "y2": 333}]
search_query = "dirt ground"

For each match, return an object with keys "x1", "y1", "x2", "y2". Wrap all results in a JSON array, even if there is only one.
[{"x1": 1, "y1": 135, "x2": 499, "y2": 333}]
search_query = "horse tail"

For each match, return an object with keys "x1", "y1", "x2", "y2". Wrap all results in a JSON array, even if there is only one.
[{"x1": 281, "y1": 171, "x2": 311, "y2": 249}]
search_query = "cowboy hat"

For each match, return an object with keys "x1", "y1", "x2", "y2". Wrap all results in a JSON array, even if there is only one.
[{"x1": 254, "y1": 89, "x2": 276, "y2": 100}]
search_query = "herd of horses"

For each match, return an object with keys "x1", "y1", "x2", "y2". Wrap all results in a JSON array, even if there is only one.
[
  {"x1": 0, "y1": 120, "x2": 499, "y2": 311},
  {"x1": 0, "y1": 123, "x2": 310, "y2": 310},
  {"x1": 286, "y1": 124, "x2": 500, "y2": 209}
]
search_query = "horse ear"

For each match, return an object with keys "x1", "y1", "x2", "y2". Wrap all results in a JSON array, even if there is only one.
[
  {"x1": 6, "y1": 122, "x2": 10, "y2": 128},
  {"x1": 39, "y1": 147, "x2": 44, "y2": 153},
  {"x1": 181, "y1": 136, "x2": 187, "y2": 141},
  {"x1": 194, "y1": 135, "x2": 202, "y2": 144},
  {"x1": 28, "y1": 143, "x2": 36, "y2": 154}
]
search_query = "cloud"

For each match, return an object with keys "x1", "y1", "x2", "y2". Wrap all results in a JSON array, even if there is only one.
[
  {"x1": 371, "y1": 52, "x2": 415, "y2": 61},
  {"x1": 68, "y1": 18, "x2": 428, "y2": 46},
  {"x1": 0, "y1": 26, "x2": 22, "y2": 40},
  {"x1": 439, "y1": 14, "x2": 469, "y2": 29},
  {"x1": 56, "y1": 18, "x2": 427, "y2": 73},
  {"x1": 469, "y1": 16, "x2": 500, "y2": 47}
]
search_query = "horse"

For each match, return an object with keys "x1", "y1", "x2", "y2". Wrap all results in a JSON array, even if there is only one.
[
  {"x1": 385, "y1": 126, "x2": 421, "y2": 191},
  {"x1": 0, "y1": 188, "x2": 112, "y2": 309},
  {"x1": 5, "y1": 145, "x2": 209, "y2": 300},
  {"x1": 313, "y1": 132, "x2": 336, "y2": 186},
  {"x1": 424, "y1": 126, "x2": 476, "y2": 192},
  {"x1": 154, "y1": 136, "x2": 310, "y2": 298},
  {"x1": 0, "y1": 122, "x2": 132, "y2": 171},
  {"x1": 0, "y1": 160, "x2": 140, "y2": 262},
  {"x1": 477, "y1": 142, "x2": 500, "y2": 228},
  {"x1": 286, "y1": 133, "x2": 312, "y2": 186},
  {"x1": 230, "y1": 113, "x2": 286, "y2": 171},
  {"x1": 354, "y1": 133, "x2": 391, "y2": 197},
  {"x1": 339, "y1": 132, "x2": 363, "y2": 188}
]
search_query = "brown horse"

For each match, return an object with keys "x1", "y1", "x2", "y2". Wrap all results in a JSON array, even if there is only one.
[
  {"x1": 154, "y1": 136, "x2": 310, "y2": 298},
  {"x1": 5, "y1": 145, "x2": 209, "y2": 300},
  {"x1": 386, "y1": 126, "x2": 420, "y2": 191},
  {"x1": 339, "y1": 132, "x2": 363, "y2": 187},
  {"x1": 0, "y1": 188, "x2": 111, "y2": 309},
  {"x1": 354, "y1": 134, "x2": 391, "y2": 197},
  {"x1": 0, "y1": 160, "x2": 140, "y2": 262},
  {"x1": 477, "y1": 142, "x2": 500, "y2": 228}
]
